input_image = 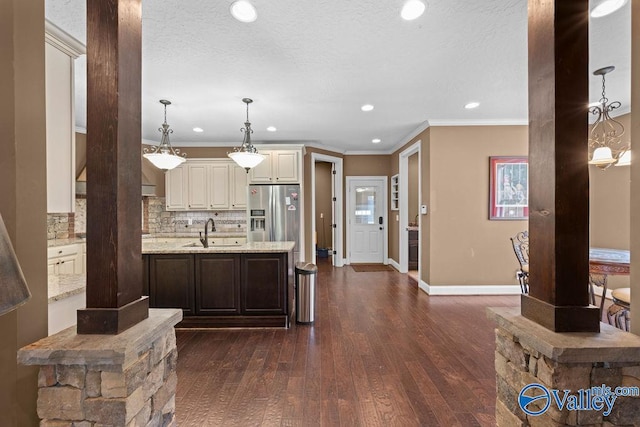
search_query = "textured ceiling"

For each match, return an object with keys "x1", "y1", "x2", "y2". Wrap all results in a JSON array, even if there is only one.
[{"x1": 45, "y1": 0, "x2": 631, "y2": 153}]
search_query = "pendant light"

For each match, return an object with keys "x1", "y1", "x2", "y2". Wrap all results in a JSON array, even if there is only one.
[
  {"x1": 143, "y1": 100, "x2": 187, "y2": 170},
  {"x1": 228, "y1": 98, "x2": 265, "y2": 172},
  {"x1": 587, "y1": 66, "x2": 630, "y2": 170}
]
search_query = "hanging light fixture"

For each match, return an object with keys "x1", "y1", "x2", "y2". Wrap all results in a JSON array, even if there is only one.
[
  {"x1": 143, "y1": 99, "x2": 187, "y2": 170},
  {"x1": 588, "y1": 66, "x2": 630, "y2": 170},
  {"x1": 0, "y1": 213, "x2": 31, "y2": 316},
  {"x1": 228, "y1": 98, "x2": 265, "y2": 172}
]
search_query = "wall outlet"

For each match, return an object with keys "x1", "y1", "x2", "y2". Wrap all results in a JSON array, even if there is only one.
[{"x1": 320, "y1": 212, "x2": 324, "y2": 218}]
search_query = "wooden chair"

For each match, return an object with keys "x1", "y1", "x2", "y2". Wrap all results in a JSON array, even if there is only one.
[
  {"x1": 606, "y1": 287, "x2": 630, "y2": 331},
  {"x1": 510, "y1": 231, "x2": 529, "y2": 294}
]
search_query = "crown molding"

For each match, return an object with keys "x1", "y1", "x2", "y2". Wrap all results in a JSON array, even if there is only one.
[
  {"x1": 45, "y1": 19, "x2": 86, "y2": 58},
  {"x1": 427, "y1": 118, "x2": 528, "y2": 127},
  {"x1": 388, "y1": 120, "x2": 431, "y2": 154}
]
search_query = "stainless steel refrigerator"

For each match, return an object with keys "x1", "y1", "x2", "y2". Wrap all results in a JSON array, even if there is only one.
[{"x1": 248, "y1": 184, "x2": 300, "y2": 263}]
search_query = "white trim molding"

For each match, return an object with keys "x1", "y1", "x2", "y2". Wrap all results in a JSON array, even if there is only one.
[
  {"x1": 418, "y1": 282, "x2": 522, "y2": 296},
  {"x1": 45, "y1": 19, "x2": 86, "y2": 58},
  {"x1": 388, "y1": 258, "x2": 400, "y2": 271}
]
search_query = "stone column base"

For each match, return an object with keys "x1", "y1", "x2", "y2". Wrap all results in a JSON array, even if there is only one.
[
  {"x1": 18, "y1": 308, "x2": 182, "y2": 426},
  {"x1": 488, "y1": 307, "x2": 640, "y2": 426}
]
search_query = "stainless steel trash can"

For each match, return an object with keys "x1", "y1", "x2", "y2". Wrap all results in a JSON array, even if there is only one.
[{"x1": 295, "y1": 262, "x2": 318, "y2": 324}]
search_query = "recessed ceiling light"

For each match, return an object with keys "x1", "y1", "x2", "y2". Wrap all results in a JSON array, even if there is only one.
[
  {"x1": 266, "y1": 126, "x2": 277, "y2": 132},
  {"x1": 401, "y1": 0, "x2": 426, "y2": 21},
  {"x1": 464, "y1": 102, "x2": 480, "y2": 109},
  {"x1": 361, "y1": 104, "x2": 374, "y2": 112},
  {"x1": 193, "y1": 127, "x2": 204, "y2": 133},
  {"x1": 230, "y1": 0, "x2": 257, "y2": 23},
  {"x1": 372, "y1": 138, "x2": 381, "y2": 144},
  {"x1": 591, "y1": 0, "x2": 627, "y2": 18}
]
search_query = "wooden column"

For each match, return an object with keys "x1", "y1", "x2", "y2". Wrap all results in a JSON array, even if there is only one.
[
  {"x1": 77, "y1": 0, "x2": 149, "y2": 334},
  {"x1": 521, "y1": 0, "x2": 600, "y2": 332}
]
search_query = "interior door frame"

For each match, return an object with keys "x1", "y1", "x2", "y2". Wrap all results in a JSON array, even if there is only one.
[
  {"x1": 346, "y1": 176, "x2": 388, "y2": 265},
  {"x1": 399, "y1": 141, "x2": 421, "y2": 274},
  {"x1": 311, "y1": 152, "x2": 344, "y2": 267}
]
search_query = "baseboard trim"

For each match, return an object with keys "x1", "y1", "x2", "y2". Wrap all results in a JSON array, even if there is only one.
[
  {"x1": 418, "y1": 282, "x2": 522, "y2": 296},
  {"x1": 388, "y1": 259, "x2": 400, "y2": 271}
]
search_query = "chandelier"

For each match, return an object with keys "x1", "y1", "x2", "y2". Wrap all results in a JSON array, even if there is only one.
[
  {"x1": 143, "y1": 100, "x2": 187, "y2": 170},
  {"x1": 588, "y1": 66, "x2": 630, "y2": 170},
  {"x1": 228, "y1": 98, "x2": 265, "y2": 171}
]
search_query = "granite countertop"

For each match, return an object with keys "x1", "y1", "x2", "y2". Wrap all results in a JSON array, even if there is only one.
[
  {"x1": 407, "y1": 226, "x2": 419, "y2": 231},
  {"x1": 144, "y1": 232, "x2": 246, "y2": 239},
  {"x1": 48, "y1": 237, "x2": 86, "y2": 248},
  {"x1": 142, "y1": 240, "x2": 295, "y2": 254},
  {"x1": 48, "y1": 274, "x2": 86, "y2": 303}
]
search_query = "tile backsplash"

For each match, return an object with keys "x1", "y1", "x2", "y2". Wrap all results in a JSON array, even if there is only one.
[
  {"x1": 46, "y1": 212, "x2": 75, "y2": 240},
  {"x1": 68, "y1": 196, "x2": 246, "y2": 237}
]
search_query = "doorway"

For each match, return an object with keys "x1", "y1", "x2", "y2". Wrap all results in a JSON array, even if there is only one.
[
  {"x1": 311, "y1": 153, "x2": 343, "y2": 267},
  {"x1": 346, "y1": 176, "x2": 388, "y2": 264},
  {"x1": 399, "y1": 141, "x2": 421, "y2": 276}
]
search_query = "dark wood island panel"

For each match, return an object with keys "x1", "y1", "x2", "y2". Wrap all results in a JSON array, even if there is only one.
[{"x1": 144, "y1": 251, "x2": 291, "y2": 328}]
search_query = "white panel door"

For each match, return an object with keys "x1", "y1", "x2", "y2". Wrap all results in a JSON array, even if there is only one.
[{"x1": 349, "y1": 179, "x2": 385, "y2": 263}]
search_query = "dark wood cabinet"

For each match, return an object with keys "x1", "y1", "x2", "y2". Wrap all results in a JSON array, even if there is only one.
[
  {"x1": 195, "y1": 254, "x2": 241, "y2": 315},
  {"x1": 144, "y1": 251, "x2": 290, "y2": 327},
  {"x1": 408, "y1": 229, "x2": 419, "y2": 270},
  {"x1": 148, "y1": 254, "x2": 195, "y2": 315},
  {"x1": 241, "y1": 253, "x2": 286, "y2": 315}
]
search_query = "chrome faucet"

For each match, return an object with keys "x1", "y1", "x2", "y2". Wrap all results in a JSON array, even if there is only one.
[{"x1": 199, "y1": 218, "x2": 216, "y2": 248}]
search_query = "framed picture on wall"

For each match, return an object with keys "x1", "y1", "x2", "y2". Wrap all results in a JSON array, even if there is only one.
[{"x1": 489, "y1": 156, "x2": 528, "y2": 220}]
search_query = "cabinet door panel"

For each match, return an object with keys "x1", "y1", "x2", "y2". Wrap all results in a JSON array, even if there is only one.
[
  {"x1": 209, "y1": 163, "x2": 230, "y2": 209},
  {"x1": 249, "y1": 152, "x2": 273, "y2": 183},
  {"x1": 165, "y1": 165, "x2": 188, "y2": 210},
  {"x1": 230, "y1": 164, "x2": 248, "y2": 209},
  {"x1": 149, "y1": 255, "x2": 195, "y2": 315},
  {"x1": 241, "y1": 254, "x2": 286, "y2": 314},
  {"x1": 187, "y1": 164, "x2": 208, "y2": 209},
  {"x1": 274, "y1": 151, "x2": 298, "y2": 182},
  {"x1": 195, "y1": 254, "x2": 240, "y2": 315}
]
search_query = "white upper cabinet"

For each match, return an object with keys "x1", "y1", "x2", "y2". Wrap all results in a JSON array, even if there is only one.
[
  {"x1": 230, "y1": 164, "x2": 248, "y2": 209},
  {"x1": 249, "y1": 150, "x2": 300, "y2": 184},
  {"x1": 209, "y1": 162, "x2": 230, "y2": 210},
  {"x1": 165, "y1": 164, "x2": 189, "y2": 210},
  {"x1": 165, "y1": 160, "x2": 248, "y2": 211},
  {"x1": 187, "y1": 163, "x2": 209, "y2": 209},
  {"x1": 273, "y1": 151, "x2": 299, "y2": 183},
  {"x1": 248, "y1": 152, "x2": 273, "y2": 183}
]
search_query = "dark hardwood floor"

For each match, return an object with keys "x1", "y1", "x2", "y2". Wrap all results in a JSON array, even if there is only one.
[{"x1": 175, "y1": 259, "x2": 519, "y2": 426}]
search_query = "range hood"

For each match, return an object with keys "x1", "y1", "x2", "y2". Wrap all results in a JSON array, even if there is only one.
[{"x1": 75, "y1": 167, "x2": 157, "y2": 196}]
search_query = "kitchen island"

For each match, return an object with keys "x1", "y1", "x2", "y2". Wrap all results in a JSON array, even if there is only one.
[{"x1": 142, "y1": 239, "x2": 295, "y2": 328}]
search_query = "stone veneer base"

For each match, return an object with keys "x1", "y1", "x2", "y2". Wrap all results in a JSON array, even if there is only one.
[
  {"x1": 18, "y1": 308, "x2": 183, "y2": 426},
  {"x1": 488, "y1": 306, "x2": 640, "y2": 426}
]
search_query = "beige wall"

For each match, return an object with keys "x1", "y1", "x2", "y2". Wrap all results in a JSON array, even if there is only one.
[
  {"x1": 315, "y1": 162, "x2": 333, "y2": 250},
  {"x1": 0, "y1": 0, "x2": 48, "y2": 424},
  {"x1": 428, "y1": 125, "x2": 528, "y2": 286}
]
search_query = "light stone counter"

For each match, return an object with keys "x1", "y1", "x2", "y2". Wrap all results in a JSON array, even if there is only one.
[
  {"x1": 48, "y1": 273, "x2": 86, "y2": 303},
  {"x1": 142, "y1": 240, "x2": 295, "y2": 254},
  {"x1": 47, "y1": 237, "x2": 86, "y2": 247}
]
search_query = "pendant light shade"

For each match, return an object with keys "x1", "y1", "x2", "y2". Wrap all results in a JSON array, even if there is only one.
[
  {"x1": 0, "y1": 213, "x2": 31, "y2": 316},
  {"x1": 228, "y1": 98, "x2": 265, "y2": 172},
  {"x1": 143, "y1": 100, "x2": 187, "y2": 170}
]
